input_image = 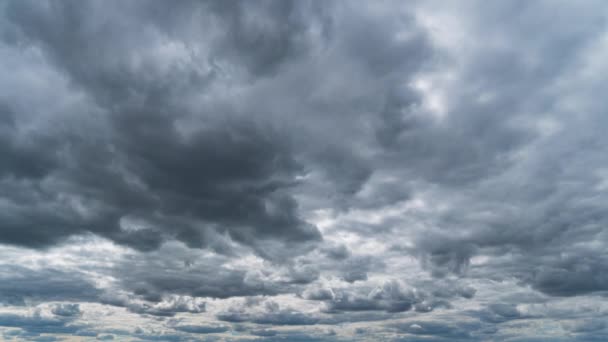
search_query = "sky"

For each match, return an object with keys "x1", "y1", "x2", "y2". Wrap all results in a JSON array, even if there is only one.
[{"x1": 0, "y1": 0, "x2": 608, "y2": 341}]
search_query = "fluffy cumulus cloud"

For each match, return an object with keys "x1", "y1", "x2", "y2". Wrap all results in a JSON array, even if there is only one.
[{"x1": 1, "y1": 0, "x2": 608, "y2": 340}]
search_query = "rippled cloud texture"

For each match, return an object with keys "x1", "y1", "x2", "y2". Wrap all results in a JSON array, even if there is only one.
[{"x1": 1, "y1": 0, "x2": 608, "y2": 341}]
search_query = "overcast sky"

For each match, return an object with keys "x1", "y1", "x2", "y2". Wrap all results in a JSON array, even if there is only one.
[{"x1": 1, "y1": 1, "x2": 608, "y2": 341}]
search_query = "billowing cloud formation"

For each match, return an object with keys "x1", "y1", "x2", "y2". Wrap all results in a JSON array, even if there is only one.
[
  {"x1": 1, "y1": 0, "x2": 608, "y2": 341},
  {"x1": 0, "y1": 0, "x2": 329, "y2": 257}
]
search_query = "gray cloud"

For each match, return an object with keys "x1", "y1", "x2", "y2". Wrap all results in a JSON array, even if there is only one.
[
  {"x1": 0, "y1": 265, "x2": 101, "y2": 306},
  {"x1": 324, "y1": 281, "x2": 420, "y2": 314},
  {"x1": 0, "y1": 0, "x2": 323, "y2": 258},
  {"x1": 172, "y1": 324, "x2": 229, "y2": 335},
  {"x1": 390, "y1": 320, "x2": 478, "y2": 342},
  {"x1": 1, "y1": 0, "x2": 608, "y2": 341},
  {"x1": 0, "y1": 311, "x2": 84, "y2": 336},
  {"x1": 50, "y1": 304, "x2": 81, "y2": 318}
]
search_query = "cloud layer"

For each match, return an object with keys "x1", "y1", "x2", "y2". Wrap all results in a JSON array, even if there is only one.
[{"x1": 1, "y1": 0, "x2": 608, "y2": 341}]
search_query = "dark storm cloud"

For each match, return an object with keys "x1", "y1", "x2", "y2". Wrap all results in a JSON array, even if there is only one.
[
  {"x1": 0, "y1": 0, "x2": 324, "y2": 257},
  {"x1": 0, "y1": 114, "x2": 319, "y2": 254},
  {"x1": 0, "y1": 0, "x2": 438, "y2": 258},
  {"x1": 0, "y1": 108, "x2": 58, "y2": 181}
]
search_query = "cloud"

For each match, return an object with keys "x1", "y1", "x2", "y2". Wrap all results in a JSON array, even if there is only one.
[
  {"x1": 0, "y1": 311, "x2": 84, "y2": 336},
  {"x1": 391, "y1": 320, "x2": 476, "y2": 341},
  {"x1": 109, "y1": 243, "x2": 289, "y2": 301},
  {"x1": 0, "y1": 265, "x2": 101, "y2": 305},
  {"x1": 50, "y1": 304, "x2": 81, "y2": 317},
  {"x1": 217, "y1": 301, "x2": 320, "y2": 326},
  {"x1": 120, "y1": 296, "x2": 206, "y2": 317},
  {"x1": 172, "y1": 324, "x2": 229, "y2": 334},
  {"x1": 0, "y1": 0, "x2": 323, "y2": 258},
  {"x1": 0, "y1": 0, "x2": 607, "y2": 341},
  {"x1": 251, "y1": 329, "x2": 278, "y2": 337},
  {"x1": 324, "y1": 281, "x2": 419, "y2": 313}
]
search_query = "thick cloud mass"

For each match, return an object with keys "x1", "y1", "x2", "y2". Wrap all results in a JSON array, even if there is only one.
[
  {"x1": 0, "y1": 0, "x2": 326, "y2": 256},
  {"x1": 1, "y1": 0, "x2": 608, "y2": 341}
]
